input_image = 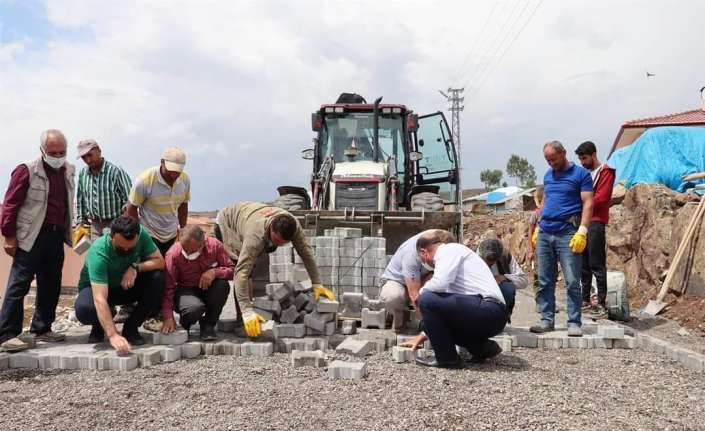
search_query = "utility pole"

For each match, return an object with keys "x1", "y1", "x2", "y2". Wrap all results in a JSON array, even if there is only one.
[{"x1": 439, "y1": 87, "x2": 464, "y2": 202}]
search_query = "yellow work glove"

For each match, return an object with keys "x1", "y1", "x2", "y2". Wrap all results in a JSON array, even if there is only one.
[
  {"x1": 312, "y1": 284, "x2": 335, "y2": 301},
  {"x1": 73, "y1": 224, "x2": 90, "y2": 246},
  {"x1": 569, "y1": 226, "x2": 588, "y2": 253},
  {"x1": 243, "y1": 311, "x2": 265, "y2": 337},
  {"x1": 531, "y1": 226, "x2": 539, "y2": 248}
]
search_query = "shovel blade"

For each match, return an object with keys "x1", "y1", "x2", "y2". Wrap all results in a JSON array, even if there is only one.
[{"x1": 643, "y1": 300, "x2": 667, "y2": 316}]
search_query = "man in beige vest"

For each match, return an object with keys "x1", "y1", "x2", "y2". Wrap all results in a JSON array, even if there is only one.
[
  {"x1": 0, "y1": 129, "x2": 75, "y2": 352},
  {"x1": 215, "y1": 202, "x2": 334, "y2": 337}
]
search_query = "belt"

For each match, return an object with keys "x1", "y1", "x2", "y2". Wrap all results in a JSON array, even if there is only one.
[
  {"x1": 41, "y1": 224, "x2": 65, "y2": 233},
  {"x1": 481, "y1": 296, "x2": 505, "y2": 306}
]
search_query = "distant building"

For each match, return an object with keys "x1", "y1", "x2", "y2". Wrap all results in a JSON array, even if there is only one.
[{"x1": 462, "y1": 186, "x2": 537, "y2": 214}]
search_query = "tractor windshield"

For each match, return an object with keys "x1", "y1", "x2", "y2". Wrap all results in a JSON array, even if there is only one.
[{"x1": 319, "y1": 113, "x2": 404, "y2": 165}]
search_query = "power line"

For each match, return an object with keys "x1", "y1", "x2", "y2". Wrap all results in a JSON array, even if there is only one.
[{"x1": 452, "y1": 2, "x2": 499, "y2": 86}]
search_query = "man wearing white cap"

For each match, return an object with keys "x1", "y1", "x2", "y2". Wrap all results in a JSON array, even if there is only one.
[
  {"x1": 75, "y1": 139, "x2": 132, "y2": 241},
  {"x1": 125, "y1": 147, "x2": 190, "y2": 257}
]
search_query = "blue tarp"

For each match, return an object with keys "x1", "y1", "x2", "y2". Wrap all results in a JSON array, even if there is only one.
[{"x1": 607, "y1": 126, "x2": 705, "y2": 192}]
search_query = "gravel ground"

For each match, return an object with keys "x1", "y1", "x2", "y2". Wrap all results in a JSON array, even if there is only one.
[{"x1": 1, "y1": 348, "x2": 704, "y2": 430}]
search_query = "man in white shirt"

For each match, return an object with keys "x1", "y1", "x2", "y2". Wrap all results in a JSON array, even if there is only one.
[
  {"x1": 477, "y1": 237, "x2": 528, "y2": 323},
  {"x1": 380, "y1": 229, "x2": 455, "y2": 332},
  {"x1": 410, "y1": 230, "x2": 507, "y2": 368}
]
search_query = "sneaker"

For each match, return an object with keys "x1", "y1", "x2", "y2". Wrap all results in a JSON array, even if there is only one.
[
  {"x1": 567, "y1": 324, "x2": 583, "y2": 337},
  {"x1": 88, "y1": 325, "x2": 105, "y2": 343},
  {"x1": 469, "y1": 340, "x2": 503, "y2": 364},
  {"x1": 200, "y1": 325, "x2": 218, "y2": 341},
  {"x1": 122, "y1": 330, "x2": 146, "y2": 346},
  {"x1": 113, "y1": 304, "x2": 133, "y2": 324},
  {"x1": 590, "y1": 305, "x2": 608, "y2": 319},
  {"x1": 0, "y1": 337, "x2": 29, "y2": 352},
  {"x1": 142, "y1": 318, "x2": 163, "y2": 333},
  {"x1": 415, "y1": 355, "x2": 464, "y2": 369},
  {"x1": 35, "y1": 331, "x2": 66, "y2": 342},
  {"x1": 529, "y1": 322, "x2": 555, "y2": 333},
  {"x1": 581, "y1": 301, "x2": 592, "y2": 311}
]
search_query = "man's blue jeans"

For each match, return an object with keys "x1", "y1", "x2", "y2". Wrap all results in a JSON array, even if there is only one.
[
  {"x1": 498, "y1": 280, "x2": 516, "y2": 322},
  {"x1": 537, "y1": 229, "x2": 582, "y2": 326}
]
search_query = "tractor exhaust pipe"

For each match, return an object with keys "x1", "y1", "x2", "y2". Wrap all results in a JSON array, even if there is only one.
[{"x1": 373, "y1": 96, "x2": 383, "y2": 162}]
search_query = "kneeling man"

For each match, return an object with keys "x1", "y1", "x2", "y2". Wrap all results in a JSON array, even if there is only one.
[
  {"x1": 161, "y1": 225, "x2": 234, "y2": 340},
  {"x1": 413, "y1": 230, "x2": 507, "y2": 368},
  {"x1": 75, "y1": 216, "x2": 165, "y2": 353}
]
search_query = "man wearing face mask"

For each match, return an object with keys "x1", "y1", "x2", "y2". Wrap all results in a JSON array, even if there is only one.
[
  {"x1": 0, "y1": 129, "x2": 75, "y2": 352},
  {"x1": 215, "y1": 202, "x2": 333, "y2": 338},
  {"x1": 160, "y1": 225, "x2": 234, "y2": 340},
  {"x1": 477, "y1": 235, "x2": 528, "y2": 323},
  {"x1": 74, "y1": 216, "x2": 165, "y2": 353}
]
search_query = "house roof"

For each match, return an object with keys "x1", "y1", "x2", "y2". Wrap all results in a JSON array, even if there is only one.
[{"x1": 609, "y1": 108, "x2": 705, "y2": 157}]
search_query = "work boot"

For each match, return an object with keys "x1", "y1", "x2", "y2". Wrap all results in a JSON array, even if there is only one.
[
  {"x1": 567, "y1": 323, "x2": 583, "y2": 337},
  {"x1": 469, "y1": 340, "x2": 503, "y2": 364},
  {"x1": 88, "y1": 325, "x2": 105, "y2": 343},
  {"x1": 581, "y1": 301, "x2": 592, "y2": 311},
  {"x1": 590, "y1": 304, "x2": 608, "y2": 319},
  {"x1": 200, "y1": 324, "x2": 218, "y2": 342},
  {"x1": 113, "y1": 304, "x2": 134, "y2": 324},
  {"x1": 0, "y1": 337, "x2": 29, "y2": 352},
  {"x1": 35, "y1": 331, "x2": 66, "y2": 342},
  {"x1": 142, "y1": 317, "x2": 163, "y2": 333},
  {"x1": 529, "y1": 321, "x2": 554, "y2": 334}
]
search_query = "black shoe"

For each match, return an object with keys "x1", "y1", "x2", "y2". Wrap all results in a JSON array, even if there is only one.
[
  {"x1": 88, "y1": 325, "x2": 105, "y2": 343},
  {"x1": 200, "y1": 324, "x2": 218, "y2": 341},
  {"x1": 122, "y1": 329, "x2": 146, "y2": 346},
  {"x1": 415, "y1": 355, "x2": 464, "y2": 369},
  {"x1": 529, "y1": 322, "x2": 555, "y2": 334},
  {"x1": 469, "y1": 340, "x2": 502, "y2": 364}
]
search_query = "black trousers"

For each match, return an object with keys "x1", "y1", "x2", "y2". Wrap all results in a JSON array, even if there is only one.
[
  {"x1": 0, "y1": 227, "x2": 64, "y2": 343},
  {"x1": 74, "y1": 270, "x2": 165, "y2": 333},
  {"x1": 581, "y1": 222, "x2": 607, "y2": 306},
  {"x1": 152, "y1": 237, "x2": 176, "y2": 258},
  {"x1": 175, "y1": 279, "x2": 230, "y2": 329}
]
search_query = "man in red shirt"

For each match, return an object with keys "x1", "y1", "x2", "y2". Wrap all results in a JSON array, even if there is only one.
[
  {"x1": 160, "y1": 225, "x2": 234, "y2": 340},
  {"x1": 575, "y1": 141, "x2": 615, "y2": 316}
]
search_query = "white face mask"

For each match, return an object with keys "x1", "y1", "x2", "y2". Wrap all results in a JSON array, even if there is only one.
[
  {"x1": 421, "y1": 261, "x2": 435, "y2": 272},
  {"x1": 181, "y1": 249, "x2": 201, "y2": 261},
  {"x1": 43, "y1": 153, "x2": 66, "y2": 170}
]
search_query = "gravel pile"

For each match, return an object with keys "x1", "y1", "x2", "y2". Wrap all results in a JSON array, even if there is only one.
[{"x1": 1, "y1": 347, "x2": 704, "y2": 430}]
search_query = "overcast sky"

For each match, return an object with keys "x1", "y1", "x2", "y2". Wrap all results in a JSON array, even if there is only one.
[{"x1": 1, "y1": 0, "x2": 704, "y2": 210}]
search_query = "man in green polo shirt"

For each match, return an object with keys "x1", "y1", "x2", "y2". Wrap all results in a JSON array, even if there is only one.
[{"x1": 74, "y1": 216, "x2": 165, "y2": 353}]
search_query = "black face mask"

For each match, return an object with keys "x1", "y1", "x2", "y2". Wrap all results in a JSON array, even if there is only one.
[{"x1": 264, "y1": 238, "x2": 278, "y2": 254}]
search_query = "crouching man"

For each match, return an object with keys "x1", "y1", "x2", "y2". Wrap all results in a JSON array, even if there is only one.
[
  {"x1": 74, "y1": 216, "x2": 165, "y2": 353},
  {"x1": 160, "y1": 225, "x2": 234, "y2": 341},
  {"x1": 477, "y1": 237, "x2": 528, "y2": 323},
  {"x1": 410, "y1": 230, "x2": 507, "y2": 368}
]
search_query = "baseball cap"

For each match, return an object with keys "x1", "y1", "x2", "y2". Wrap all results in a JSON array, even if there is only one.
[
  {"x1": 162, "y1": 147, "x2": 186, "y2": 172},
  {"x1": 76, "y1": 139, "x2": 99, "y2": 158}
]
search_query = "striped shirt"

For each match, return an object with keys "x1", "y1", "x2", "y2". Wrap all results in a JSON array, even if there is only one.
[
  {"x1": 129, "y1": 166, "x2": 190, "y2": 242},
  {"x1": 76, "y1": 159, "x2": 132, "y2": 223}
]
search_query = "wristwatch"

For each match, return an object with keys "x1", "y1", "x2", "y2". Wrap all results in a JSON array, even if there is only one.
[{"x1": 130, "y1": 262, "x2": 139, "y2": 272}]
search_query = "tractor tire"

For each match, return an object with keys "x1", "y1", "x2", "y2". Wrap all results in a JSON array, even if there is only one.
[
  {"x1": 273, "y1": 193, "x2": 309, "y2": 211},
  {"x1": 410, "y1": 192, "x2": 444, "y2": 212}
]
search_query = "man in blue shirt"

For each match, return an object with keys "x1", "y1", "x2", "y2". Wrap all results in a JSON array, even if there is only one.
[{"x1": 530, "y1": 141, "x2": 593, "y2": 337}]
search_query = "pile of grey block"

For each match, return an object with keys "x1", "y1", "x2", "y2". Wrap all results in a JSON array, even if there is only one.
[{"x1": 269, "y1": 227, "x2": 389, "y2": 300}]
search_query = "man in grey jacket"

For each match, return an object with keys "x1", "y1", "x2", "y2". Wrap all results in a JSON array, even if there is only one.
[{"x1": 0, "y1": 129, "x2": 75, "y2": 352}]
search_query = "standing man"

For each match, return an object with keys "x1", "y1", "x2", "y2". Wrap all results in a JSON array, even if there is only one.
[
  {"x1": 215, "y1": 202, "x2": 334, "y2": 337},
  {"x1": 477, "y1": 237, "x2": 528, "y2": 322},
  {"x1": 74, "y1": 216, "x2": 165, "y2": 352},
  {"x1": 410, "y1": 230, "x2": 507, "y2": 368},
  {"x1": 0, "y1": 129, "x2": 75, "y2": 352},
  {"x1": 531, "y1": 141, "x2": 593, "y2": 337},
  {"x1": 575, "y1": 141, "x2": 615, "y2": 317},
  {"x1": 161, "y1": 225, "x2": 234, "y2": 341},
  {"x1": 75, "y1": 139, "x2": 132, "y2": 240},
  {"x1": 380, "y1": 229, "x2": 456, "y2": 332},
  {"x1": 125, "y1": 147, "x2": 189, "y2": 256}
]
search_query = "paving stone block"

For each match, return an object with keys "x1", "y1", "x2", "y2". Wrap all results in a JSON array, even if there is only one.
[
  {"x1": 315, "y1": 247, "x2": 339, "y2": 257},
  {"x1": 392, "y1": 346, "x2": 416, "y2": 363},
  {"x1": 316, "y1": 298, "x2": 340, "y2": 313},
  {"x1": 296, "y1": 279, "x2": 313, "y2": 293},
  {"x1": 201, "y1": 342, "x2": 216, "y2": 356},
  {"x1": 259, "y1": 320, "x2": 276, "y2": 340},
  {"x1": 491, "y1": 336, "x2": 512, "y2": 352},
  {"x1": 334, "y1": 227, "x2": 363, "y2": 238},
  {"x1": 9, "y1": 352, "x2": 39, "y2": 369},
  {"x1": 306, "y1": 321, "x2": 336, "y2": 336},
  {"x1": 291, "y1": 349, "x2": 327, "y2": 368},
  {"x1": 97, "y1": 353, "x2": 138, "y2": 371},
  {"x1": 135, "y1": 348, "x2": 163, "y2": 367},
  {"x1": 341, "y1": 320, "x2": 357, "y2": 335},
  {"x1": 0, "y1": 353, "x2": 11, "y2": 369},
  {"x1": 241, "y1": 342, "x2": 274, "y2": 357},
  {"x1": 180, "y1": 342, "x2": 202, "y2": 359},
  {"x1": 293, "y1": 293, "x2": 310, "y2": 311},
  {"x1": 266, "y1": 283, "x2": 292, "y2": 302},
  {"x1": 253, "y1": 297, "x2": 282, "y2": 315},
  {"x1": 670, "y1": 347, "x2": 690, "y2": 363},
  {"x1": 336, "y1": 337, "x2": 373, "y2": 356},
  {"x1": 274, "y1": 323, "x2": 306, "y2": 339},
  {"x1": 159, "y1": 345, "x2": 182, "y2": 362},
  {"x1": 361, "y1": 248, "x2": 386, "y2": 259},
  {"x1": 217, "y1": 318, "x2": 239, "y2": 333},
  {"x1": 152, "y1": 329, "x2": 188, "y2": 345},
  {"x1": 214, "y1": 340, "x2": 240, "y2": 356},
  {"x1": 538, "y1": 333, "x2": 565, "y2": 349},
  {"x1": 304, "y1": 300, "x2": 316, "y2": 313},
  {"x1": 512, "y1": 332, "x2": 538, "y2": 348},
  {"x1": 37, "y1": 353, "x2": 61, "y2": 370},
  {"x1": 596, "y1": 325, "x2": 625, "y2": 339},
  {"x1": 588, "y1": 335, "x2": 613, "y2": 349},
  {"x1": 304, "y1": 312, "x2": 335, "y2": 332},
  {"x1": 280, "y1": 305, "x2": 300, "y2": 324},
  {"x1": 328, "y1": 360, "x2": 367, "y2": 379},
  {"x1": 253, "y1": 308, "x2": 274, "y2": 321},
  {"x1": 75, "y1": 353, "x2": 99, "y2": 370},
  {"x1": 613, "y1": 335, "x2": 636, "y2": 349},
  {"x1": 361, "y1": 308, "x2": 386, "y2": 329},
  {"x1": 363, "y1": 298, "x2": 385, "y2": 311},
  {"x1": 362, "y1": 284, "x2": 381, "y2": 299},
  {"x1": 361, "y1": 237, "x2": 385, "y2": 249},
  {"x1": 315, "y1": 237, "x2": 340, "y2": 248},
  {"x1": 683, "y1": 353, "x2": 705, "y2": 371}
]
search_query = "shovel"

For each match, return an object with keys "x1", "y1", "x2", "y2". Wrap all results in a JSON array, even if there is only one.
[{"x1": 644, "y1": 192, "x2": 705, "y2": 315}]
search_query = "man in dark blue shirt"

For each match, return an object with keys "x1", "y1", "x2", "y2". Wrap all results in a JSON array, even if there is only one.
[{"x1": 530, "y1": 141, "x2": 593, "y2": 337}]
